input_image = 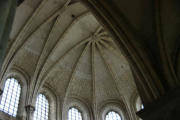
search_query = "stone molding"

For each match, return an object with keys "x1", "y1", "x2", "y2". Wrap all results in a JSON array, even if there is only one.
[
  {"x1": 62, "y1": 97, "x2": 91, "y2": 120},
  {"x1": 98, "y1": 100, "x2": 130, "y2": 120}
]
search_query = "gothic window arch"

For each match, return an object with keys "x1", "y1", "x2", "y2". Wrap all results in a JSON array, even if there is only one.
[
  {"x1": 68, "y1": 107, "x2": 83, "y2": 120},
  {"x1": 63, "y1": 98, "x2": 91, "y2": 120},
  {"x1": 105, "y1": 111, "x2": 122, "y2": 120},
  {"x1": 33, "y1": 94, "x2": 49, "y2": 120},
  {"x1": 100, "y1": 101, "x2": 129, "y2": 120},
  {"x1": 0, "y1": 78, "x2": 21, "y2": 117},
  {"x1": 38, "y1": 86, "x2": 57, "y2": 120}
]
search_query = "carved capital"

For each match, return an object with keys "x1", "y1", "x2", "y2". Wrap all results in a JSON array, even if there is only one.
[
  {"x1": 25, "y1": 105, "x2": 35, "y2": 120},
  {"x1": 25, "y1": 105, "x2": 35, "y2": 113}
]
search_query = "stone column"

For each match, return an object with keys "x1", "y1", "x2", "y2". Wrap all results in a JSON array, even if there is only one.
[
  {"x1": 25, "y1": 105, "x2": 35, "y2": 120},
  {"x1": 137, "y1": 87, "x2": 180, "y2": 120},
  {"x1": 82, "y1": 0, "x2": 180, "y2": 119},
  {"x1": 0, "y1": 0, "x2": 18, "y2": 70}
]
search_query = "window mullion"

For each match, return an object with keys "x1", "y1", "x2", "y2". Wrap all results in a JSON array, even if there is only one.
[
  {"x1": 105, "y1": 111, "x2": 121, "y2": 120},
  {"x1": 0, "y1": 78, "x2": 21, "y2": 117},
  {"x1": 34, "y1": 94, "x2": 49, "y2": 120}
]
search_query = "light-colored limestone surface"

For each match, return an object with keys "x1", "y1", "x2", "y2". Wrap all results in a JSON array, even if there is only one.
[{"x1": 0, "y1": 0, "x2": 138, "y2": 120}]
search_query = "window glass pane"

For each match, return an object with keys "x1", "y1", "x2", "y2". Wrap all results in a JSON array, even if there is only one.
[
  {"x1": 0, "y1": 78, "x2": 21, "y2": 117},
  {"x1": 68, "y1": 107, "x2": 82, "y2": 120},
  {"x1": 141, "y1": 104, "x2": 144, "y2": 109},
  {"x1": 105, "y1": 111, "x2": 122, "y2": 120},
  {"x1": 34, "y1": 94, "x2": 49, "y2": 120}
]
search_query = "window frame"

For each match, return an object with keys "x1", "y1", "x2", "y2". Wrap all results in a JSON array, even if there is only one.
[
  {"x1": 99, "y1": 101, "x2": 128, "y2": 120},
  {"x1": 33, "y1": 93, "x2": 50, "y2": 120},
  {"x1": 0, "y1": 69, "x2": 28, "y2": 118},
  {"x1": 105, "y1": 110, "x2": 122, "y2": 120},
  {"x1": 0, "y1": 78, "x2": 21, "y2": 117},
  {"x1": 37, "y1": 86, "x2": 57, "y2": 120},
  {"x1": 68, "y1": 107, "x2": 83, "y2": 120},
  {"x1": 62, "y1": 98, "x2": 91, "y2": 120}
]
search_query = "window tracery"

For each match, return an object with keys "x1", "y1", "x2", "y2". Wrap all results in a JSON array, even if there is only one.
[
  {"x1": 34, "y1": 94, "x2": 49, "y2": 120},
  {"x1": 105, "y1": 111, "x2": 122, "y2": 120},
  {"x1": 68, "y1": 107, "x2": 82, "y2": 120}
]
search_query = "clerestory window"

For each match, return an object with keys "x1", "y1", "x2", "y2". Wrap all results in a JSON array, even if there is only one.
[
  {"x1": 0, "y1": 78, "x2": 21, "y2": 117},
  {"x1": 68, "y1": 107, "x2": 82, "y2": 120},
  {"x1": 34, "y1": 94, "x2": 49, "y2": 120},
  {"x1": 105, "y1": 111, "x2": 122, "y2": 120}
]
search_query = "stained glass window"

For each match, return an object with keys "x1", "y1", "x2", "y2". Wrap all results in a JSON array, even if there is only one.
[
  {"x1": 105, "y1": 111, "x2": 122, "y2": 120},
  {"x1": 68, "y1": 107, "x2": 82, "y2": 120},
  {"x1": 0, "y1": 78, "x2": 21, "y2": 117},
  {"x1": 34, "y1": 94, "x2": 49, "y2": 120}
]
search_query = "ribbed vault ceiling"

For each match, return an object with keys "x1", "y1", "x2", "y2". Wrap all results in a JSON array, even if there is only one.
[{"x1": 4, "y1": 0, "x2": 136, "y2": 108}]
